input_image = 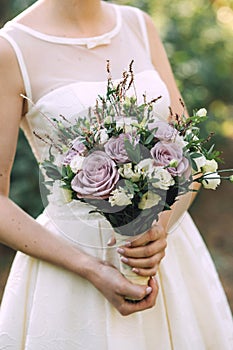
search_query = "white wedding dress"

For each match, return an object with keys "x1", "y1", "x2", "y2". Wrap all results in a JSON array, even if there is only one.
[{"x1": 0, "y1": 4, "x2": 232, "y2": 350}]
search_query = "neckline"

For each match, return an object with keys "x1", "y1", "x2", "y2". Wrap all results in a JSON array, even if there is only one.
[{"x1": 6, "y1": 4, "x2": 121, "y2": 47}]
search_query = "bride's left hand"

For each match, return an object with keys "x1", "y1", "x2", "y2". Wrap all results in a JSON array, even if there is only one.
[{"x1": 116, "y1": 223, "x2": 167, "y2": 277}]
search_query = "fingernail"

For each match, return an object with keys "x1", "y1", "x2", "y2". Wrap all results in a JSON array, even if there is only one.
[
  {"x1": 124, "y1": 241, "x2": 131, "y2": 247},
  {"x1": 132, "y1": 268, "x2": 139, "y2": 274},
  {"x1": 120, "y1": 257, "x2": 129, "y2": 263},
  {"x1": 146, "y1": 287, "x2": 152, "y2": 295},
  {"x1": 116, "y1": 248, "x2": 125, "y2": 254}
]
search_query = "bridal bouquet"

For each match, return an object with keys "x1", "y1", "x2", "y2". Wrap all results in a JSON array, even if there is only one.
[{"x1": 38, "y1": 61, "x2": 233, "y2": 284}]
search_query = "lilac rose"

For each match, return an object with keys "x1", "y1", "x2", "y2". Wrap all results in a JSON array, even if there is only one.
[
  {"x1": 104, "y1": 133, "x2": 134, "y2": 164},
  {"x1": 63, "y1": 138, "x2": 87, "y2": 165},
  {"x1": 151, "y1": 141, "x2": 191, "y2": 179},
  {"x1": 72, "y1": 137, "x2": 87, "y2": 154},
  {"x1": 71, "y1": 151, "x2": 119, "y2": 199},
  {"x1": 149, "y1": 120, "x2": 178, "y2": 141}
]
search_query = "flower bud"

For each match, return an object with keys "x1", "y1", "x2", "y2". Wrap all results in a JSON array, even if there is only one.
[
  {"x1": 196, "y1": 108, "x2": 207, "y2": 117},
  {"x1": 169, "y1": 159, "x2": 179, "y2": 168}
]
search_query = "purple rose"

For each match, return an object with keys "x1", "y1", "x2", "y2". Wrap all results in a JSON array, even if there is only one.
[
  {"x1": 63, "y1": 149, "x2": 78, "y2": 165},
  {"x1": 71, "y1": 151, "x2": 119, "y2": 199},
  {"x1": 151, "y1": 141, "x2": 191, "y2": 179},
  {"x1": 149, "y1": 120, "x2": 178, "y2": 141},
  {"x1": 104, "y1": 133, "x2": 132, "y2": 164},
  {"x1": 63, "y1": 138, "x2": 86, "y2": 165},
  {"x1": 72, "y1": 137, "x2": 86, "y2": 154}
]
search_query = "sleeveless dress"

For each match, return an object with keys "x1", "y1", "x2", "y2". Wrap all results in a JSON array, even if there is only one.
[{"x1": 0, "y1": 4, "x2": 232, "y2": 350}]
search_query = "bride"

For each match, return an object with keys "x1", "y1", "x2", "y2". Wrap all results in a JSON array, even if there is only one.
[{"x1": 0, "y1": 1, "x2": 232, "y2": 349}]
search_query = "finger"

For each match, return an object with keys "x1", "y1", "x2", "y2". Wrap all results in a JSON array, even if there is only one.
[
  {"x1": 119, "y1": 277, "x2": 158, "y2": 316},
  {"x1": 117, "y1": 239, "x2": 167, "y2": 259},
  {"x1": 120, "y1": 250, "x2": 165, "y2": 269},
  {"x1": 128, "y1": 224, "x2": 165, "y2": 248},
  {"x1": 117, "y1": 280, "x2": 153, "y2": 301}
]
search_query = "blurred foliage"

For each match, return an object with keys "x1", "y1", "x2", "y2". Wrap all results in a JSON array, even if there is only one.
[{"x1": 0, "y1": 0, "x2": 232, "y2": 218}]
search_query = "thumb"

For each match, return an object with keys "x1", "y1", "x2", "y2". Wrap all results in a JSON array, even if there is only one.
[{"x1": 122, "y1": 280, "x2": 153, "y2": 301}]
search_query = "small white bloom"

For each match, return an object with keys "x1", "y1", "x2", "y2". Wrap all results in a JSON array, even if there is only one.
[
  {"x1": 137, "y1": 158, "x2": 155, "y2": 178},
  {"x1": 138, "y1": 191, "x2": 161, "y2": 210},
  {"x1": 118, "y1": 163, "x2": 141, "y2": 182},
  {"x1": 70, "y1": 154, "x2": 85, "y2": 173},
  {"x1": 193, "y1": 154, "x2": 207, "y2": 172},
  {"x1": 152, "y1": 167, "x2": 175, "y2": 190},
  {"x1": 196, "y1": 108, "x2": 207, "y2": 117},
  {"x1": 94, "y1": 128, "x2": 109, "y2": 144},
  {"x1": 175, "y1": 135, "x2": 188, "y2": 148},
  {"x1": 202, "y1": 172, "x2": 221, "y2": 190},
  {"x1": 202, "y1": 159, "x2": 218, "y2": 173},
  {"x1": 109, "y1": 187, "x2": 133, "y2": 207},
  {"x1": 116, "y1": 117, "x2": 137, "y2": 133}
]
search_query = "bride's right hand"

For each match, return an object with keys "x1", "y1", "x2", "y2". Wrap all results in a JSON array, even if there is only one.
[{"x1": 88, "y1": 260, "x2": 159, "y2": 316}]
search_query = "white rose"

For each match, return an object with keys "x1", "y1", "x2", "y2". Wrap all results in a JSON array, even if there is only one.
[
  {"x1": 118, "y1": 163, "x2": 141, "y2": 182},
  {"x1": 152, "y1": 167, "x2": 175, "y2": 190},
  {"x1": 94, "y1": 128, "x2": 109, "y2": 144},
  {"x1": 193, "y1": 154, "x2": 207, "y2": 173},
  {"x1": 138, "y1": 191, "x2": 161, "y2": 210},
  {"x1": 202, "y1": 159, "x2": 218, "y2": 173},
  {"x1": 202, "y1": 172, "x2": 221, "y2": 190},
  {"x1": 47, "y1": 180, "x2": 72, "y2": 206},
  {"x1": 70, "y1": 155, "x2": 85, "y2": 173},
  {"x1": 137, "y1": 158, "x2": 155, "y2": 178},
  {"x1": 109, "y1": 187, "x2": 133, "y2": 207},
  {"x1": 196, "y1": 108, "x2": 207, "y2": 117}
]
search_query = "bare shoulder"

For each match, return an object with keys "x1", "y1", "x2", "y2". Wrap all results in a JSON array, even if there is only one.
[
  {"x1": 143, "y1": 12, "x2": 167, "y2": 68},
  {"x1": 141, "y1": 10, "x2": 184, "y2": 115},
  {"x1": 0, "y1": 37, "x2": 24, "y2": 95},
  {"x1": 142, "y1": 11, "x2": 161, "y2": 40}
]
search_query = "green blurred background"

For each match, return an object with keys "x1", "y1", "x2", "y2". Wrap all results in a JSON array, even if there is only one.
[{"x1": 0, "y1": 0, "x2": 233, "y2": 310}]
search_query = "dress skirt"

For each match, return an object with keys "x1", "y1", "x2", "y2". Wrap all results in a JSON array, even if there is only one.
[{"x1": 0, "y1": 209, "x2": 232, "y2": 350}]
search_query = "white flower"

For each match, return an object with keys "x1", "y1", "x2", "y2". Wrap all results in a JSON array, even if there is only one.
[
  {"x1": 152, "y1": 167, "x2": 175, "y2": 190},
  {"x1": 202, "y1": 159, "x2": 218, "y2": 173},
  {"x1": 196, "y1": 108, "x2": 207, "y2": 117},
  {"x1": 70, "y1": 154, "x2": 85, "y2": 173},
  {"x1": 47, "y1": 180, "x2": 72, "y2": 206},
  {"x1": 193, "y1": 154, "x2": 207, "y2": 173},
  {"x1": 173, "y1": 134, "x2": 188, "y2": 149},
  {"x1": 137, "y1": 158, "x2": 155, "y2": 178},
  {"x1": 109, "y1": 187, "x2": 133, "y2": 207},
  {"x1": 118, "y1": 163, "x2": 141, "y2": 182},
  {"x1": 94, "y1": 128, "x2": 109, "y2": 144},
  {"x1": 116, "y1": 117, "x2": 138, "y2": 133},
  {"x1": 202, "y1": 172, "x2": 221, "y2": 190},
  {"x1": 138, "y1": 191, "x2": 161, "y2": 210}
]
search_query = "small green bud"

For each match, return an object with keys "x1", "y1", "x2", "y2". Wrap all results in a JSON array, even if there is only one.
[{"x1": 169, "y1": 159, "x2": 178, "y2": 168}]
